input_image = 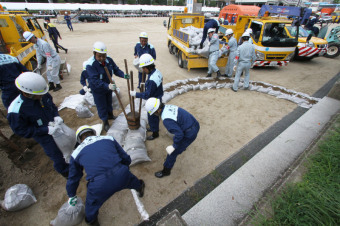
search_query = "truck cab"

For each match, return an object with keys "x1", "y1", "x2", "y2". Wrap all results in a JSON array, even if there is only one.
[{"x1": 0, "y1": 9, "x2": 46, "y2": 70}]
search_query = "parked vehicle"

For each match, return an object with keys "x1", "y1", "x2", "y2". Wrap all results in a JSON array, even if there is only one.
[
  {"x1": 318, "y1": 25, "x2": 340, "y2": 58},
  {"x1": 78, "y1": 13, "x2": 109, "y2": 23}
]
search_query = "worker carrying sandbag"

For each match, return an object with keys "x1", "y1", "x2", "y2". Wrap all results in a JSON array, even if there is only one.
[
  {"x1": 145, "y1": 98, "x2": 200, "y2": 178},
  {"x1": 66, "y1": 125, "x2": 145, "y2": 225},
  {"x1": 206, "y1": 28, "x2": 222, "y2": 78},
  {"x1": 7, "y1": 72, "x2": 69, "y2": 178}
]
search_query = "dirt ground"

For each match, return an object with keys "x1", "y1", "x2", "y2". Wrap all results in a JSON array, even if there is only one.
[{"x1": 0, "y1": 17, "x2": 339, "y2": 226}]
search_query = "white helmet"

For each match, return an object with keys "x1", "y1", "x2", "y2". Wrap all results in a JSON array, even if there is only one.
[
  {"x1": 139, "y1": 53, "x2": 154, "y2": 68},
  {"x1": 15, "y1": 72, "x2": 48, "y2": 95},
  {"x1": 208, "y1": 28, "x2": 215, "y2": 34},
  {"x1": 225, "y1": 29, "x2": 233, "y2": 36},
  {"x1": 139, "y1": 32, "x2": 148, "y2": 39},
  {"x1": 83, "y1": 61, "x2": 87, "y2": 70},
  {"x1": 242, "y1": 32, "x2": 250, "y2": 37},
  {"x1": 93, "y1": 41, "x2": 107, "y2": 54},
  {"x1": 65, "y1": 12, "x2": 68, "y2": 14},
  {"x1": 246, "y1": 28, "x2": 253, "y2": 34},
  {"x1": 23, "y1": 31, "x2": 34, "y2": 41},
  {"x1": 145, "y1": 97, "x2": 160, "y2": 115},
  {"x1": 76, "y1": 125, "x2": 96, "y2": 143}
]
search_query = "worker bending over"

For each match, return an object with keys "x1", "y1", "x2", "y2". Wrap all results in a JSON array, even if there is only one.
[
  {"x1": 7, "y1": 72, "x2": 69, "y2": 177},
  {"x1": 130, "y1": 54, "x2": 163, "y2": 140},
  {"x1": 0, "y1": 54, "x2": 28, "y2": 109},
  {"x1": 145, "y1": 98, "x2": 200, "y2": 178},
  {"x1": 23, "y1": 31, "x2": 62, "y2": 92},
  {"x1": 44, "y1": 18, "x2": 68, "y2": 54},
  {"x1": 231, "y1": 32, "x2": 256, "y2": 92},
  {"x1": 86, "y1": 41, "x2": 129, "y2": 132},
  {"x1": 199, "y1": 18, "x2": 223, "y2": 49},
  {"x1": 134, "y1": 32, "x2": 156, "y2": 89},
  {"x1": 207, "y1": 28, "x2": 222, "y2": 78},
  {"x1": 223, "y1": 29, "x2": 237, "y2": 78},
  {"x1": 79, "y1": 61, "x2": 90, "y2": 95},
  {"x1": 66, "y1": 125, "x2": 145, "y2": 225}
]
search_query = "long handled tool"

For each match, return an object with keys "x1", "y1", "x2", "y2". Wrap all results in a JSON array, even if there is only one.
[
  {"x1": 138, "y1": 71, "x2": 146, "y2": 119},
  {"x1": 124, "y1": 59, "x2": 133, "y2": 112},
  {"x1": 130, "y1": 70, "x2": 136, "y2": 121},
  {"x1": 103, "y1": 65, "x2": 128, "y2": 119}
]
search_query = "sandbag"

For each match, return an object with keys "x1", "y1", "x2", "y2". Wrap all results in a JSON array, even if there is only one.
[
  {"x1": 50, "y1": 197, "x2": 85, "y2": 226},
  {"x1": 75, "y1": 104, "x2": 94, "y2": 118},
  {"x1": 52, "y1": 123, "x2": 77, "y2": 163},
  {"x1": 0, "y1": 184, "x2": 37, "y2": 211},
  {"x1": 84, "y1": 92, "x2": 95, "y2": 107},
  {"x1": 124, "y1": 137, "x2": 151, "y2": 166}
]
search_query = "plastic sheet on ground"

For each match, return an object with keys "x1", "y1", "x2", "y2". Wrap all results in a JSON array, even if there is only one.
[
  {"x1": 50, "y1": 197, "x2": 85, "y2": 226},
  {"x1": 0, "y1": 184, "x2": 37, "y2": 211}
]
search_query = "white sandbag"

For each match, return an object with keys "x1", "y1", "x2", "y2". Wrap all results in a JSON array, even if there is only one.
[
  {"x1": 196, "y1": 44, "x2": 210, "y2": 58},
  {"x1": 1, "y1": 184, "x2": 37, "y2": 211},
  {"x1": 107, "y1": 128, "x2": 126, "y2": 146},
  {"x1": 107, "y1": 113, "x2": 129, "y2": 145},
  {"x1": 84, "y1": 92, "x2": 95, "y2": 107},
  {"x1": 50, "y1": 197, "x2": 85, "y2": 226},
  {"x1": 91, "y1": 124, "x2": 103, "y2": 136},
  {"x1": 112, "y1": 92, "x2": 120, "y2": 110},
  {"x1": 124, "y1": 137, "x2": 151, "y2": 166},
  {"x1": 58, "y1": 94, "x2": 85, "y2": 111},
  {"x1": 125, "y1": 127, "x2": 146, "y2": 142},
  {"x1": 75, "y1": 104, "x2": 94, "y2": 118},
  {"x1": 52, "y1": 123, "x2": 77, "y2": 163},
  {"x1": 162, "y1": 92, "x2": 172, "y2": 103}
]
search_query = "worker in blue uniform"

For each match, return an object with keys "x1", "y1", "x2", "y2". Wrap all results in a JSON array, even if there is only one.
[
  {"x1": 66, "y1": 125, "x2": 145, "y2": 225},
  {"x1": 199, "y1": 18, "x2": 222, "y2": 49},
  {"x1": 130, "y1": 54, "x2": 163, "y2": 141},
  {"x1": 231, "y1": 32, "x2": 256, "y2": 92},
  {"x1": 79, "y1": 61, "x2": 90, "y2": 95},
  {"x1": 134, "y1": 32, "x2": 156, "y2": 89},
  {"x1": 64, "y1": 12, "x2": 73, "y2": 31},
  {"x1": 86, "y1": 41, "x2": 129, "y2": 132},
  {"x1": 7, "y1": 72, "x2": 69, "y2": 177},
  {"x1": 44, "y1": 17, "x2": 68, "y2": 54},
  {"x1": 206, "y1": 28, "x2": 222, "y2": 78},
  {"x1": 305, "y1": 13, "x2": 320, "y2": 36},
  {"x1": 222, "y1": 29, "x2": 238, "y2": 78},
  {"x1": 145, "y1": 98, "x2": 200, "y2": 178},
  {"x1": 23, "y1": 31, "x2": 62, "y2": 92},
  {"x1": 0, "y1": 54, "x2": 28, "y2": 109}
]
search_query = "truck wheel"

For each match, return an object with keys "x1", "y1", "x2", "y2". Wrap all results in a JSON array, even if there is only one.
[
  {"x1": 178, "y1": 51, "x2": 184, "y2": 68},
  {"x1": 168, "y1": 42, "x2": 174, "y2": 55},
  {"x1": 325, "y1": 43, "x2": 340, "y2": 58}
]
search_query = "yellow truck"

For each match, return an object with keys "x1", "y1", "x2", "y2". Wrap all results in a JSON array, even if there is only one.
[
  {"x1": 219, "y1": 15, "x2": 298, "y2": 67},
  {"x1": 0, "y1": 7, "x2": 46, "y2": 70},
  {"x1": 167, "y1": 13, "x2": 228, "y2": 71}
]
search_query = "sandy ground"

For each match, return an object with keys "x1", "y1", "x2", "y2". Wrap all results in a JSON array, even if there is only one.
[{"x1": 0, "y1": 17, "x2": 339, "y2": 226}]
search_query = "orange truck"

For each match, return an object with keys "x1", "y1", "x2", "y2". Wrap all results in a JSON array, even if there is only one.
[{"x1": 219, "y1": 4, "x2": 260, "y2": 24}]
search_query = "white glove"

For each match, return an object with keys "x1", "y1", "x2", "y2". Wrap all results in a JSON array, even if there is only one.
[
  {"x1": 54, "y1": 116, "x2": 63, "y2": 125},
  {"x1": 47, "y1": 65, "x2": 53, "y2": 71},
  {"x1": 208, "y1": 42, "x2": 211, "y2": 46},
  {"x1": 130, "y1": 90, "x2": 136, "y2": 97},
  {"x1": 166, "y1": 145, "x2": 175, "y2": 155},
  {"x1": 83, "y1": 86, "x2": 88, "y2": 92},
  {"x1": 108, "y1": 83, "x2": 116, "y2": 91},
  {"x1": 68, "y1": 196, "x2": 77, "y2": 206},
  {"x1": 48, "y1": 126, "x2": 58, "y2": 135},
  {"x1": 233, "y1": 66, "x2": 237, "y2": 71}
]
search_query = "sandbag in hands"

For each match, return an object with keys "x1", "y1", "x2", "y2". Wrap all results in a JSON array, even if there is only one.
[{"x1": 50, "y1": 197, "x2": 85, "y2": 226}]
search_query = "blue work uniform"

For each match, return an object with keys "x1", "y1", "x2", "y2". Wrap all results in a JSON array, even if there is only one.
[
  {"x1": 64, "y1": 15, "x2": 73, "y2": 31},
  {"x1": 136, "y1": 68, "x2": 163, "y2": 133},
  {"x1": 0, "y1": 54, "x2": 28, "y2": 109},
  {"x1": 46, "y1": 22, "x2": 67, "y2": 53},
  {"x1": 86, "y1": 56, "x2": 124, "y2": 121},
  {"x1": 233, "y1": 41, "x2": 256, "y2": 91},
  {"x1": 7, "y1": 93, "x2": 69, "y2": 176},
  {"x1": 161, "y1": 105, "x2": 200, "y2": 169},
  {"x1": 134, "y1": 42, "x2": 156, "y2": 88},
  {"x1": 200, "y1": 19, "x2": 220, "y2": 47},
  {"x1": 224, "y1": 36, "x2": 237, "y2": 77},
  {"x1": 66, "y1": 136, "x2": 143, "y2": 222},
  {"x1": 208, "y1": 33, "x2": 220, "y2": 74},
  {"x1": 79, "y1": 70, "x2": 89, "y2": 95},
  {"x1": 305, "y1": 16, "x2": 319, "y2": 35}
]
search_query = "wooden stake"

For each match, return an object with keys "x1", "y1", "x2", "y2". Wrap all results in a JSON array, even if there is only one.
[
  {"x1": 138, "y1": 71, "x2": 146, "y2": 119},
  {"x1": 130, "y1": 70, "x2": 136, "y2": 120},
  {"x1": 124, "y1": 59, "x2": 133, "y2": 111}
]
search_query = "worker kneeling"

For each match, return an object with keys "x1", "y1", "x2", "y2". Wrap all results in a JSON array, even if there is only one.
[
  {"x1": 145, "y1": 98, "x2": 200, "y2": 178},
  {"x1": 207, "y1": 28, "x2": 222, "y2": 78},
  {"x1": 66, "y1": 125, "x2": 145, "y2": 225}
]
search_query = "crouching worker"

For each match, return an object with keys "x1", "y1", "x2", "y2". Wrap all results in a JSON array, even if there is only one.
[
  {"x1": 79, "y1": 61, "x2": 90, "y2": 95},
  {"x1": 66, "y1": 125, "x2": 145, "y2": 225},
  {"x1": 145, "y1": 98, "x2": 200, "y2": 178},
  {"x1": 7, "y1": 72, "x2": 69, "y2": 177}
]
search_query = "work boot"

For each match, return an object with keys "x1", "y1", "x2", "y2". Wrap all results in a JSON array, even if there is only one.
[
  {"x1": 103, "y1": 120, "x2": 110, "y2": 132},
  {"x1": 108, "y1": 112, "x2": 116, "y2": 120},
  {"x1": 155, "y1": 167, "x2": 171, "y2": 178},
  {"x1": 216, "y1": 70, "x2": 222, "y2": 79},
  {"x1": 147, "y1": 131, "x2": 159, "y2": 140},
  {"x1": 85, "y1": 217, "x2": 100, "y2": 226},
  {"x1": 53, "y1": 84, "x2": 62, "y2": 92},
  {"x1": 137, "y1": 180, "x2": 145, "y2": 198},
  {"x1": 146, "y1": 127, "x2": 152, "y2": 132},
  {"x1": 65, "y1": 49, "x2": 68, "y2": 54},
  {"x1": 56, "y1": 49, "x2": 59, "y2": 53},
  {"x1": 49, "y1": 82, "x2": 55, "y2": 91},
  {"x1": 206, "y1": 73, "x2": 212, "y2": 77}
]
